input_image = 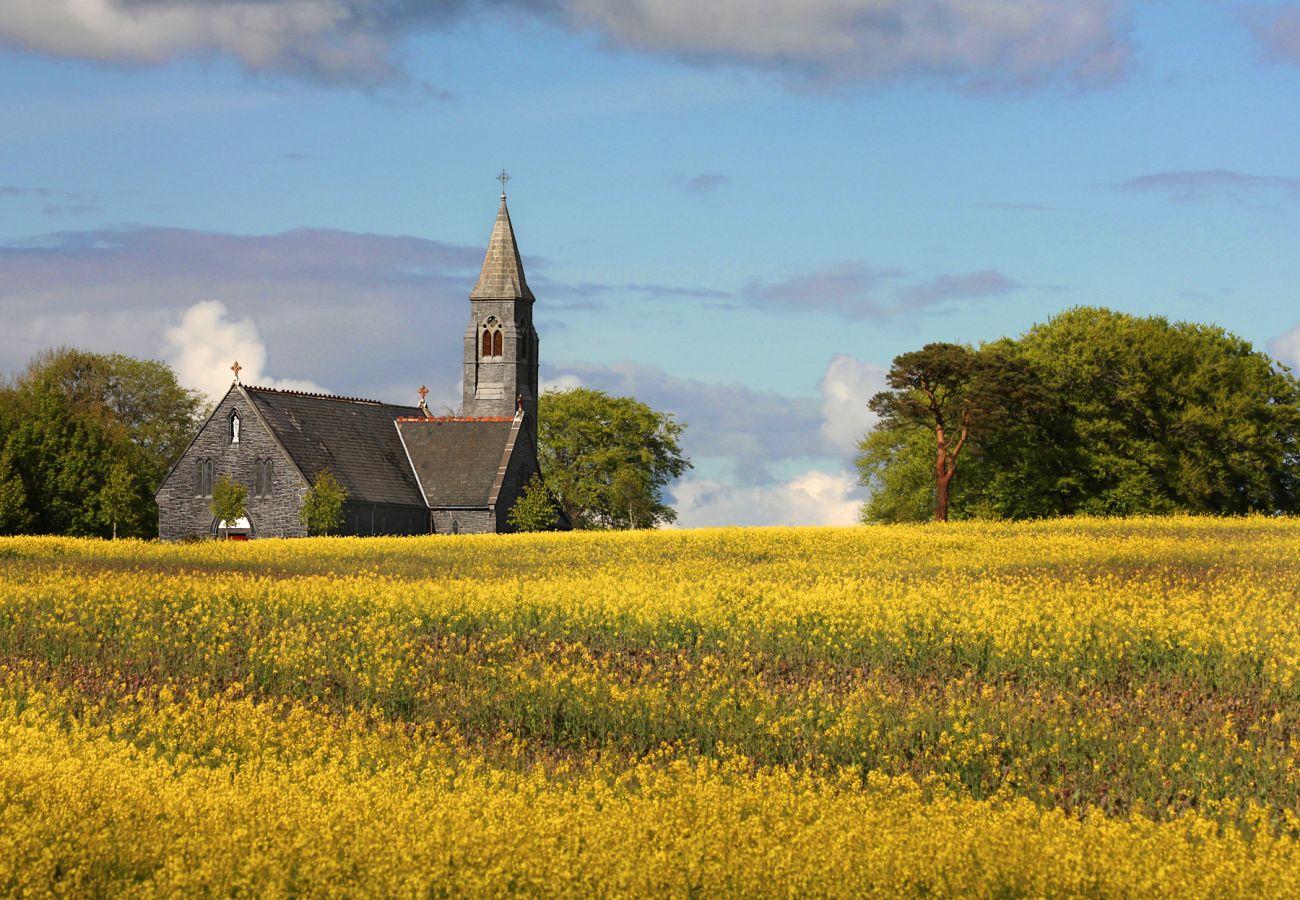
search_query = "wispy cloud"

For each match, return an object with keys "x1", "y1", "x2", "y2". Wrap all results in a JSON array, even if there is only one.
[
  {"x1": 675, "y1": 173, "x2": 730, "y2": 197},
  {"x1": 1119, "y1": 169, "x2": 1300, "y2": 202},
  {"x1": 741, "y1": 261, "x2": 1019, "y2": 320},
  {"x1": 0, "y1": 184, "x2": 98, "y2": 216},
  {"x1": 1239, "y1": 4, "x2": 1300, "y2": 67}
]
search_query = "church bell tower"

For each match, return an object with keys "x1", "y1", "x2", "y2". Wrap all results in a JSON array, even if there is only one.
[{"x1": 462, "y1": 175, "x2": 540, "y2": 435}]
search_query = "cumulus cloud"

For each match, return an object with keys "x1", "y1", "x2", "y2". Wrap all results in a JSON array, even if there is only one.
[
  {"x1": 1120, "y1": 169, "x2": 1300, "y2": 202},
  {"x1": 0, "y1": 0, "x2": 1132, "y2": 92},
  {"x1": 741, "y1": 261, "x2": 1019, "y2": 320},
  {"x1": 1270, "y1": 323, "x2": 1300, "y2": 372},
  {"x1": 671, "y1": 469, "x2": 863, "y2": 528},
  {"x1": 163, "y1": 300, "x2": 327, "y2": 402},
  {"x1": 818, "y1": 353, "x2": 887, "y2": 456},
  {"x1": 1239, "y1": 4, "x2": 1300, "y2": 66}
]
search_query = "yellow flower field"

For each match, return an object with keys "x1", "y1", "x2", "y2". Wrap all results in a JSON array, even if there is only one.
[{"x1": 2, "y1": 517, "x2": 1300, "y2": 896}]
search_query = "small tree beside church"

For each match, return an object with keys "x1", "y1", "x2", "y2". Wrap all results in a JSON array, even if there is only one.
[
  {"x1": 507, "y1": 474, "x2": 557, "y2": 532},
  {"x1": 209, "y1": 476, "x2": 248, "y2": 539},
  {"x1": 300, "y1": 470, "x2": 347, "y2": 536},
  {"x1": 98, "y1": 459, "x2": 138, "y2": 540}
]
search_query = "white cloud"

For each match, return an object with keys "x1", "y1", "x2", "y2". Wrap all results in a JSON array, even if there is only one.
[
  {"x1": 163, "y1": 300, "x2": 326, "y2": 402},
  {"x1": 1270, "y1": 323, "x2": 1300, "y2": 372},
  {"x1": 540, "y1": 373, "x2": 584, "y2": 394},
  {"x1": 671, "y1": 469, "x2": 863, "y2": 528},
  {"x1": 818, "y1": 353, "x2": 886, "y2": 457}
]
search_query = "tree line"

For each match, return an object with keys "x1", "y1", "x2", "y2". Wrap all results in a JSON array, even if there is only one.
[{"x1": 861, "y1": 306, "x2": 1300, "y2": 522}]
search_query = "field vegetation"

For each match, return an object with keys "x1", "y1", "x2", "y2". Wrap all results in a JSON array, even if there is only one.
[{"x1": 2, "y1": 518, "x2": 1300, "y2": 895}]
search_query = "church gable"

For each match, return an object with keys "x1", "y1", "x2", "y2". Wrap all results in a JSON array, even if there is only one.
[{"x1": 156, "y1": 385, "x2": 308, "y2": 541}]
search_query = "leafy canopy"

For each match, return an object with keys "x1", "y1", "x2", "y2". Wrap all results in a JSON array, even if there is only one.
[
  {"x1": 867, "y1": 342, "x2": 1043, "y2": 522},
  {"x1": 858, "y1": 307, "x2": 1300, "y2": 522},
  {"x1": 0, "y1": 348, "x2": 204, "y2": 537},
  {"x1": 538, "y1": 388, "x2": 690, "y2": 530}
]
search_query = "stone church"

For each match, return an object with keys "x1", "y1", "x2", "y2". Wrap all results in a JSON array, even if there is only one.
[{"x1": 156, "y1": 188, "x2": 561, "y2": 539}]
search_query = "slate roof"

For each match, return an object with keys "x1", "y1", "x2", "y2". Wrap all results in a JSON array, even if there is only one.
[
  {"x1": 469, "y1": 195, "x2": 534, "y2": 301},
  {"x1": 396, "y1": 417, "x2": 516, "y2": 507},
  {"x1": 243, "y1": 386, "x2": 426, "y2": 507}
]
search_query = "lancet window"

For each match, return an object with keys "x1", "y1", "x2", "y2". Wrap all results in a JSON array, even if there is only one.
[{"x1": 481, "y1": 317, "x2": 503, "y2": 359}]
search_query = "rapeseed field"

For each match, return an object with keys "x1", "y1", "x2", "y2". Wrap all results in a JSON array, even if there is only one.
[{"x1": 2, "y1": 517, "x2": 1299, "y2": 896}]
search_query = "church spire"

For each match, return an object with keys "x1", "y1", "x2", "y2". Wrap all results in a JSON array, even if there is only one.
[{"x1": 470, "y1": 187, "x2": 534, "y2": 302}]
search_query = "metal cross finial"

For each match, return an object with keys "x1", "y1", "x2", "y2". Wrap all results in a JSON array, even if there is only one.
[
  {"x1": 497, "y1": 169, "x2": 510, "y2": 197},
  {"x1": 418, "y1": 385, "x2": 429, "y2": 401},
  {"x1": 231, "y1": 361, "x2": 242, "y2": 382}
]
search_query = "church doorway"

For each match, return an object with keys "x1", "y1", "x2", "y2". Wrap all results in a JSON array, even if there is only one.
[{"x1": 211, "y1": 516, "x2": 255, "y2": 541}]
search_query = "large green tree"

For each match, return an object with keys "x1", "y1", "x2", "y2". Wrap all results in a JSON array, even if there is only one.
[
  {"x1": 858, "y1": 308, "x2": 1300, "y2": 522},
  {"x1": 867, "y1": 342, "x2": 1042, "y2": 522},
  {"x1": 538, "y1": 388, "x2": 691, "y2": 529},
  {"x1": 0, "y1": 348, "x2": 204, "y2": 537}
]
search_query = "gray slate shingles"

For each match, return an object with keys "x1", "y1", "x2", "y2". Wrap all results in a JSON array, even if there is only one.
[
  {"x1": 469, "y1": 197, "x2": 534, "y2": 301},
  {"x1": 396, "y1": 419, "x2": 514, "y2": 507},
  {"x1": 244, "y1": 387, "x2": 425, "y2": 507}
]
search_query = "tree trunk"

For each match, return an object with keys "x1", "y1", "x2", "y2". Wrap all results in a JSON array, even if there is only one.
[
  {"x1": 935, "y1": 469, "x2": 952, "y2": 522},
  {"x1": 112, "y1": 518, "x2": 117, "y2": 541}
]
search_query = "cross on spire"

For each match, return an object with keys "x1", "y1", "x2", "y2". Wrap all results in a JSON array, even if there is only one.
[
  {"x1": 497, "y1": 169, "x2": 510, "y2": 198},
  {"x1": 231, "y1": 361, "x2": 242, "y2": 383},
  {"x1": 418, "y1": 385, "x2": 429, "y2": 401}
]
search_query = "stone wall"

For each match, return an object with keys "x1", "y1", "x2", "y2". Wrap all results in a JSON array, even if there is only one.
[
  {"x1": 156, "y1": 387, "x2": 308, "y2": 541},
  {"x1": 493, "y1": 423, "x2": 541, "y2": 533},
  {"x1": 430, "y1": 509, "x2": 495, "y2": 535}
]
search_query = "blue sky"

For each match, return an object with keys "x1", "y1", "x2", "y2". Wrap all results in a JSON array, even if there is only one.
[{"x1": 3, "y1": 0, "x2": 1299, "y2": 525}]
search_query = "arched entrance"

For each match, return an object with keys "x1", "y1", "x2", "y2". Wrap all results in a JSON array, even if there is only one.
[{"x1": 211, "y1": 516, "x2": 255, "y2": 541}]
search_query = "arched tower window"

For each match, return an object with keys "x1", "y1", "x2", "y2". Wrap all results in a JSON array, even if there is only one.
[{"x1": 481, "y1": 317, "x2": 502, "y2": 359}]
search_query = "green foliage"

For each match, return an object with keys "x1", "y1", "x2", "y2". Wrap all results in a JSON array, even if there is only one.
[
  {"x1": 506, "y1": 473, "x2": 558, "y2": 532},
  {"x1": 859, "y1": 307, "x2": 1300, "y2": 520},
  {"x1": 867, "y1": 342, "x2": 1043, "y2": 521},
  {"x1": 538, "y1": 388, "x2": 691, "y2": 530},
  {"x1": 210, "y1": 476, "x2": 248, "y2": 538},
  {"x1": 856, "y1": 424, "x2": 934, "y2": 523},
  {"x1": 300, "y1": 470, "x2": 347, "y2": 536},
  {"x1": 0, "y1": 348, "x2": 204, "y2": 537},
  {"x1": 0, "y1": 445, "x2": 31, "y2": 535},
  {"x1": 98, "y1": 460, "x2": 138, "y2": 540}
]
